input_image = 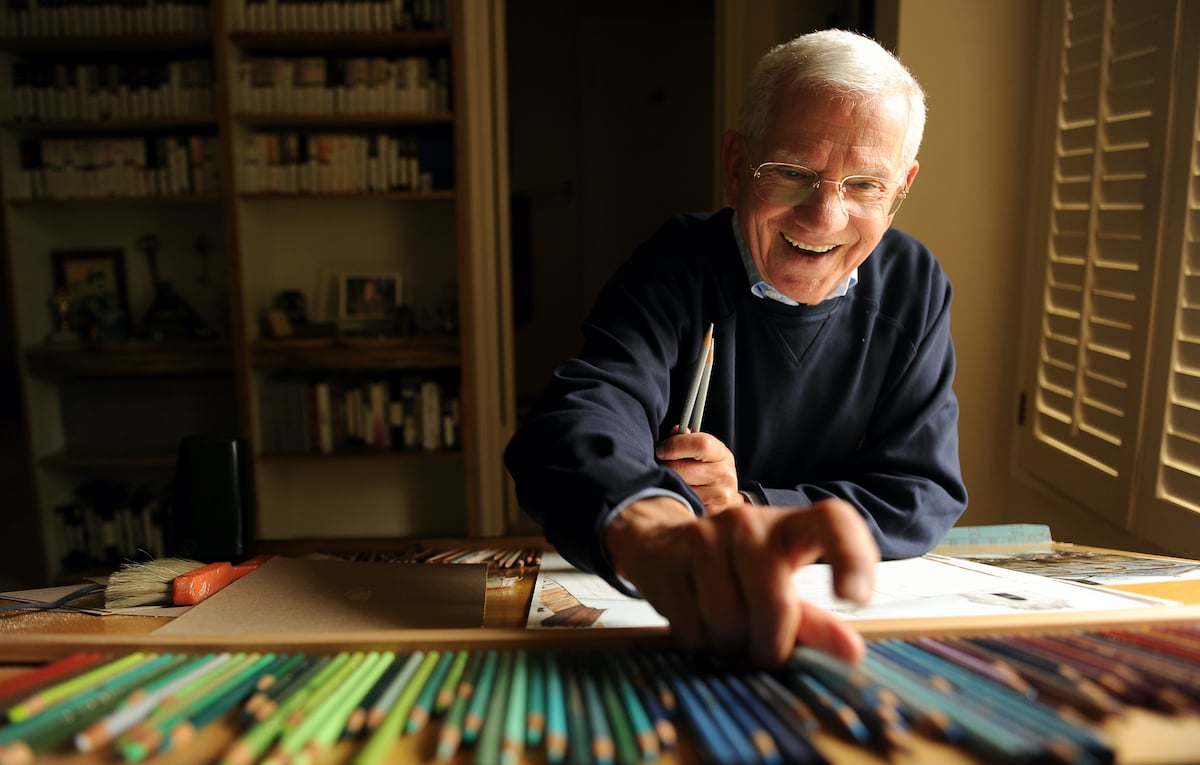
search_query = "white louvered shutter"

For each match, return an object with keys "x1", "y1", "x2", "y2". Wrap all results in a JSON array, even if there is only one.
[
  {"x1": 1015, "y1": 0, "x2": 1186, "y2": 529},
  {"x1": 1135, "y1": 1, "x2": 1200, "y2": 551}
]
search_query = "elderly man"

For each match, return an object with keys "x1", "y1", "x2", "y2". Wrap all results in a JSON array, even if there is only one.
[{"x1": 505, "y1": 29, "x2": 967, "y2": 667}]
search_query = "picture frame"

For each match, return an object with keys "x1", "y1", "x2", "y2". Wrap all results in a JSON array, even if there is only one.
[
  {"x1": 338, "y1": 272, "x2": 401, "y2": 321},
  {"x1": 52, "y1": 248, "x2": 130, "y2": 341}
]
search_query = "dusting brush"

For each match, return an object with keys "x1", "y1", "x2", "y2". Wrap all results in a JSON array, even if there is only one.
[{"x1": 104, "y1": 555, "x2": 272, "y2": 609}]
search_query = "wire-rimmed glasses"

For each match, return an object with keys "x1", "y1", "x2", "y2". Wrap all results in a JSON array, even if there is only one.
[{"x1": 750, "y1": 161, "x2": 908, "y2": 218}]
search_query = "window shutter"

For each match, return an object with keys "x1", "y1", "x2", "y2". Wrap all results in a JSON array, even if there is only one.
[
  {"x1": 1016, "y1": 0, "x2": 1179, "y2": 527},
  {"x1": 1136, "y1": 0, "x2": 1200, "y2": 550}
]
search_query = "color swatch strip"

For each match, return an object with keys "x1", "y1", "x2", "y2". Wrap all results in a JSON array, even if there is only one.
[{"x1": 0, "y1": 624, "x2": 1198, "y2": 764}]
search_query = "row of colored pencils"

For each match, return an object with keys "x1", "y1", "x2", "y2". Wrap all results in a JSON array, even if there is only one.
[
  {"x1": 339, "y1": 547, "x2": 544, "y2": 570},
  {"x1": 1, "y1": 624, "x2": 1198, "y2": 764}
]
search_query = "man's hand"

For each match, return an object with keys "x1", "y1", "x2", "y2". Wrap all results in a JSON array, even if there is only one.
[
  {"x1": 656, "y1": 430, "x2": 742, "y2": 513},
  {"x1": 603, "y1": 495, "x2": 878, "y2": 668}
]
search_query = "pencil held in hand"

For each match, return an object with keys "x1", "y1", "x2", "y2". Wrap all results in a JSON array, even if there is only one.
[
  {"x1": 678, "y1": 323, "x2": 715, "y2": 433},
  {"x1": 104, "y1": 555, "x2": 272, "y2": 609}
]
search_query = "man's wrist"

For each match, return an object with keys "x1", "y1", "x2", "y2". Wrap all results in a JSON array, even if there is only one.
[{"x1": 604, "y1": 495, "x2": 695, "y2": 578}]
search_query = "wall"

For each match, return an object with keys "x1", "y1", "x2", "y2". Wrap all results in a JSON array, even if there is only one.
[{"x1": 894, "y1": 0, "x2": 1169, "y2": 552}]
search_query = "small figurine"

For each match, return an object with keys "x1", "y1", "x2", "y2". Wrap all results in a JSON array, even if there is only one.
[{"x1": 47, "y1": 287, "x2": 79, "y2": 344}]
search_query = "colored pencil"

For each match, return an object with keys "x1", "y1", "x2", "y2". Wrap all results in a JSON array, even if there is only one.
[
  {"x1": 499, "y1": 650, "x2": 528, "y2": 765},
  {"x1": 365, "y1": 651, "x2": 425, "y2": 732},
  {"x1": 219, "y1": 653, "x2": 352, "y2": 765},
  {"x1": 461, "y1": 650, "x2": 500, "y2": 746},
  {"x1": 601, "y1": 652, "x2": 659, "y2": 761},
  {"x1": 76, "y1": 653, "x2": 225, "y2": 752},
  {"x1": 355, "y1": 650, "x2": 440, "y2": 765},
  {"x1": 5, "y1": 651, "x2": 151, "y2": 723},
  {"x1": 650, "y1": 653, "x2": 743, "y2": 765},
  {"x1": 580, "y1": 655, "x2": 620, "y2": 765},
  {"x1": 435, "y1": 651, "x2": 485, "y2": 760},
  {"x1": 0, "y1": 653, "x2": 185, "y2": 764},
  {"x1": 542, "y1": 651, "x2": 568, "y2": 764},
  {"x1": 246, "y1": 654, "x2": 332, "y2": 722},
  {"x1": 160, "y1": 653, "x2": 282, "y2": 755},
  {"x1": 434, "y1": 650, "x2": 470, "y2": 715},
  {"x1": 406, "y1": 649, "x2": 455, "y2": 734},
  {"x1": 118, "y1": 652, "x2": 265, "y2": 762},
  {"x1": 0, "y1": 653, "x2": 106, "y2": 710},
  {"x1": 295, "y1": 651, "x2": 396, "y2": 765},
  {"x1": 523, "y1": 650, "x2": 545, "y2": 748},
  {"x1": 560, "y1": 657, "x2": 593, "y2": 765},
  {"x1": 788, "y1": 645, "x2": 910, "y2": 751},
  {"x1": 679, "y1": 322, "x2": 714, "y2": 432},
  {"x1": 343, "y1": 657, "x2": 403, "y2": 736},
  {"x1": 473, "y1": 649, "x2": 513, "y2": 765}
]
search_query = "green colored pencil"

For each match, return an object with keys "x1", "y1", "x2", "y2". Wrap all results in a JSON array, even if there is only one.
[
  {"x1": 434, "y1": 650, "x2": 470, "y2": 715},
  {"x1": 354, "y1": 650, "x2": 441, "y2": 765},
  {"x1": 216, "y1": 653, "x2": 351, "y2": 765},
  {"x1": 293, "y1": 651, "x2": 396, "y2": 765}
]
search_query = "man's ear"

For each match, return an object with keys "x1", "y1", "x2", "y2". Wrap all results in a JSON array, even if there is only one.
[{"x1": 721, "y1": 130, "x2": 746, "y2": 208}]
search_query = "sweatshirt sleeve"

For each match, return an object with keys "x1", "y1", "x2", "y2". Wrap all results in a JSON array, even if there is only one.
[{"x1": 503, "y1": 224, "x2": 714, "y2": 587}]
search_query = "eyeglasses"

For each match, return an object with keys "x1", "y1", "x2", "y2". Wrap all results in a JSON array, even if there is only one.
[{"x1": 749, "y1": 161, "x2": 908, "y2": 219}]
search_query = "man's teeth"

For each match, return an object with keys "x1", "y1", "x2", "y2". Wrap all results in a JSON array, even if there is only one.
[{"x1": 782, "y1": 234, "x2": 835, "y2": 253}]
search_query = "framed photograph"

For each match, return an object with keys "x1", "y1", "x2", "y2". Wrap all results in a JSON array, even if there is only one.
[
  {"x1": 52, "y1": 248, "x2": 130, "y2": 340},
  {"x1": 338, "y1": 273, "x2": 401, "y2": 320}
]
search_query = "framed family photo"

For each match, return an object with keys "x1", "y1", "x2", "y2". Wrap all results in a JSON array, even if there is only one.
[
  {"x1": 338, "y1": 273, "x2": 401, "y2": 320},
  {"x1": 52, "y1": 248, "x2": 130, "y2": 340}
]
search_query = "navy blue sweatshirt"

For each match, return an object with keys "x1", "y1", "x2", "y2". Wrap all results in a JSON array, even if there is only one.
[{"x1": 505, "y1": 209, "x2": 968, "y2": 587}]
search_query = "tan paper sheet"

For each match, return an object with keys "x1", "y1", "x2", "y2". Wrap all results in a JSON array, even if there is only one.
[{"x1": 154, "y1": 557, "x2": 487, "y2": 635}]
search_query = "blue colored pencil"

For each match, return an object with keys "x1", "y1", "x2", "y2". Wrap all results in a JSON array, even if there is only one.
[
  {"x1": 650, "y1": 653, "x2": 744, "y2": 765},
  {"x1": 716, "y1": 671, "x2": 824, "y2": 765},
  {"x1": 561, "y1": 656, "x2": 594, "y2": 765},
  {"x1": 788, "y1": 645, "x2": 910, "y2": 751},
  {"x1": 864, "y1": 643, "x2": 1068, "y2": 762},
  {"x1": 877, "y1": 639, "x2": 1108, "y2": 761},
  {"x1": 578, "y1": 655, "x2": 618, "y2": 765}
]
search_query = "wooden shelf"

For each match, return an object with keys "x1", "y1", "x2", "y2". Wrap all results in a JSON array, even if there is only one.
[
  {"x1": 228, "y1": 30, "x2": 451, "y2": 50},
  {"x1": 233, "y1": 111, "x2": 452, "y2": 126},
  {"x1": 9, "y1": 194, "x2": 223, "y2": 207},
  {"x1": 251, "y1": 336, "x2": 459, "y2": 370},
  {"x1": 239, "y1": 189, "x2": 454, "y2": 201},
  {"x1": 39, "y1": 448, "x2": 177, "y2": 470},
  {"x1": 258, "y1": 448, "x2": 462, "y2": 461},
  {"x1": 0, "y1": 33, "x2": 212, "y2": 53},
  {"x1": 3, "y1": 116, "x2": 218, "y2": 132},
  {"x1": 25, "y1": 341, "x2": 234, "y2": 377}
]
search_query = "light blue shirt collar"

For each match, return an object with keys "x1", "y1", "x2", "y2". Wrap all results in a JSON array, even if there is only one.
[{"x1": 732, "y1": 212, "x2": 857, "y2": 306}]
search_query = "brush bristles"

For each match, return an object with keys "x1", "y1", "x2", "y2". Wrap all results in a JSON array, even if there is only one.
[{"x1": 104, "y1": 558, "x2": 205, "y2": 609}]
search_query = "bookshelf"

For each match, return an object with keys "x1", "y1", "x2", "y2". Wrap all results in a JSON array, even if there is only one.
[{"x1": 0, "y1": 0, "x2": 516, "y2": 584}]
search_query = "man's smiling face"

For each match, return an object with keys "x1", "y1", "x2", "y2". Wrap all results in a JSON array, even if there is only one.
[{"x1": 723, "y1": 85, "x2": 919, "y2": 305}]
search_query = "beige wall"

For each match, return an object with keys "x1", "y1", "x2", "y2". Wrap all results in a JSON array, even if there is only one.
[{"x1": 895, "y1": 0, "x2": 1168, "y2": 552}]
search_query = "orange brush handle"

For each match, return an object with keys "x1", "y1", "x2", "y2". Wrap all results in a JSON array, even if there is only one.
[{"x1": 171, "y1": 554, "x2": 275, "y2": 606}]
